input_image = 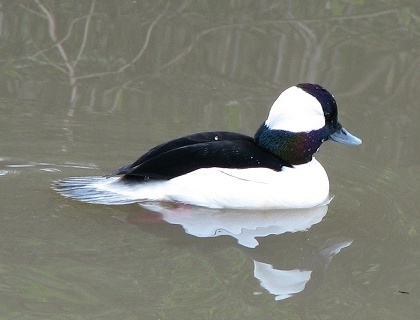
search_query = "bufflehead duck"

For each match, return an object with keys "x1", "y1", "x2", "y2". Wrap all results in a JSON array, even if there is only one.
[{"x1": 55, "y1": 83, "x2": 361, "y2": 209}]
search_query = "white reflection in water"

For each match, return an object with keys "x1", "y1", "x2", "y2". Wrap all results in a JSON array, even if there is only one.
[
  {"x1": 140, "y1": 203, "x2": 329, "y2": 248},
  {"x1": 254, "y1": 238, "x2": 352, "y2": 301},
  {"x1": 254, "y1": 263, "x2": 312, "y2": 301},
  {"x1": 137, "y1": 202, "x2": 352, "y2": 301}
]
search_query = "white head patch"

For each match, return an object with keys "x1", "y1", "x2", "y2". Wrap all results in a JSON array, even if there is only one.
[{"x1": 265, "y1": 86, "x2": 325, "y2": 132}]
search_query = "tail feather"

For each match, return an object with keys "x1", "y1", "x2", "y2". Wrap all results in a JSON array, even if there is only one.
[{"x1": 54, "y1": 176, "x2": 141, "y2": 205}]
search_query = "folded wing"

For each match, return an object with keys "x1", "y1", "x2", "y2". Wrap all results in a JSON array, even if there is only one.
[{"x1": 110, "y1": 131, "x2": 290, "y2": 180}]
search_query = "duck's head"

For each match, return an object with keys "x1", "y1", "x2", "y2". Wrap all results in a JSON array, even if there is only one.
[{"x1": 255, "y1": 83, "x2": 362, "y2": 165}]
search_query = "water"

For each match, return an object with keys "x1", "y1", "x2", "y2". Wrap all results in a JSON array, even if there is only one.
[{"x1": 1, "y1": 1, "x2": 420, "y2": 318}]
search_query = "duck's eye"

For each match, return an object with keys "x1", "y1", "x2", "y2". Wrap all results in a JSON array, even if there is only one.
[{"x1": 324, "y1": 112, "x2": 331, "y2": 121}]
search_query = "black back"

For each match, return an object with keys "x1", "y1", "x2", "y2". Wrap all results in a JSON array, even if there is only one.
[{"x1": 110, "y1": 131, "x2": 290, "y2": 180}]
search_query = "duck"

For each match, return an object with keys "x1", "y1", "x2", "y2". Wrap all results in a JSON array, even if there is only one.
[{"x1": 54, "y1": 83, "x2": 362, "y2": 209}]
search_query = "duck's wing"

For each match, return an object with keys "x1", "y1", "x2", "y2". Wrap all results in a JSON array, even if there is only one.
[{"x1": 110, "y1": 131, "x2": 290, "y2": 180}]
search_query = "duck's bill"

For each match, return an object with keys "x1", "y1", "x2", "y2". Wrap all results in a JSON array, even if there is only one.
[{"x1": 329, "y1": 126, "x2": 362, "y2": 145}]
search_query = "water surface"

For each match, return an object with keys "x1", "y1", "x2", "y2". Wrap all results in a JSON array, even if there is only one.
[{"x1": 1, "y1": 1, "x2": 420, "y2": 319}]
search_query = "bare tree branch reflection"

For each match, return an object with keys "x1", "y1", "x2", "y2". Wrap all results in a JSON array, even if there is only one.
[
  {"x1": 75, "y1": 3, "x2": 168, "y2": 81},
  {"x1": 21, "y1": 0, "x2": 172, "y2": 118},
  {"x1": 28, "y1": 0, "x2": 97, "y2": 115}
]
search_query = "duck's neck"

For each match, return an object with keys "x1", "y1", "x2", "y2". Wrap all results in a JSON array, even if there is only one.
[{"x1": 254, "y1": 124, "x2": 324, "y2": 165}]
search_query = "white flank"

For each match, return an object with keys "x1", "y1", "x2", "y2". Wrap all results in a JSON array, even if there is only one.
[
  {"x1": 265, "y1": 86, "x2": 325, "y2": 132},
  {"x1": 165, "y1": 158, "x2": 329, "y2": 209},
  {"x1": 55, "y1": 158, "x2": 330, "y2": 209}
]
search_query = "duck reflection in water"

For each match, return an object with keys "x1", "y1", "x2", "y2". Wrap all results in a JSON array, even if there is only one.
[{"x1": 123, "y1": 202, "x2": 352, "y2": 301}]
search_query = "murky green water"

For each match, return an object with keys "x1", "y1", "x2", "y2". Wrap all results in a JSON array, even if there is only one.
[{"x1": 1, "y1": 1, "x2": 420, "y2": 319}]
